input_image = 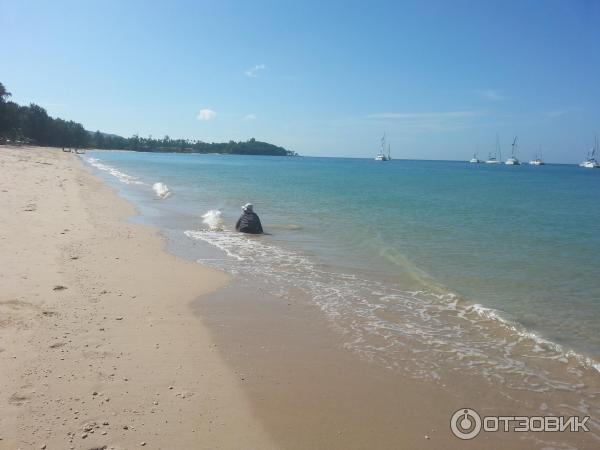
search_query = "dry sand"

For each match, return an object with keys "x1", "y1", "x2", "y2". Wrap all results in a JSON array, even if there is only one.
[{"x1": 0, "y1": 147, "x2": 274, "y2": 449}]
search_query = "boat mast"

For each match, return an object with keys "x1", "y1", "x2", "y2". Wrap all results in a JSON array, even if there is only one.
[
  {"x1": 496, "y1": 133, "x2": 501, "y2": 160},
  {"x1": 511, "y1": 136, "x2": 518, "y2": 157}
]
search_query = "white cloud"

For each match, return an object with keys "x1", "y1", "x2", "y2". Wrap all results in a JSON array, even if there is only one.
[
  {"x1": 245, "y1": 64, "x2": 266, "y2": 78},
  {"x1": 242, "y1": 114, "x2": 256, "y2": 121},
  {"x1": 474, "y1": 89, "x2": 505, "y2": 101},
  {"x1": 197, "y1": 109, "x2": 217, "y2": 121},
  {"x1": 366, "y1": 111, "x2": 483, "y2": 132}
]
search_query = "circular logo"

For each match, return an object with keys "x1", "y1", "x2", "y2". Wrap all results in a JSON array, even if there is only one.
[{"x1": 450, "y1": 408, "x2": 482, "y2": 440}]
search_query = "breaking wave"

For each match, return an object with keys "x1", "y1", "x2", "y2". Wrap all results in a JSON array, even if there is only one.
[
  {"x1": 84, "y1": 157, "x2": 145, "y2": 185},
  {"x1": 201, "y1": 209, "x2": 224, "y2": 230},
  {"x1": 184, "y1": 227, "x2": 600, "y2": 434},
  {"x1": 152, "y1": 182, "x2": 171, "y2": 199},
  {"x1": 84, "y1": 157, "x2": 174, "y2": 203}
]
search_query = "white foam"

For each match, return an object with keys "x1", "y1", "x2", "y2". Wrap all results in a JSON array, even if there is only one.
[
  {"x1": 152, "y1": 182, "x2": 171, "y2": 199},
  {"x1": 185, "y1": 230, "x2": 244, "y2": 260},
  {"x1": 200, "y1": 210, "x2": 224, "y2": 231},
  {"x1": 84, "y1": 157, "x2": 145, "y2": 185},
  {"x1": 184, "y1": 224, "x2": 600, "y2": 409}
]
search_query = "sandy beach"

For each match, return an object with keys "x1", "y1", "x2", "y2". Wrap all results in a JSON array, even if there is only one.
[
  {"x1": 0, "y1": 146, "x2": 273, "y2": 449},
  {"x1": 2, "y1": 1, "x2": 599, "y2": 447},
  {"x1": 1, "y1": 146, "x2": 596, "y2": 450}
]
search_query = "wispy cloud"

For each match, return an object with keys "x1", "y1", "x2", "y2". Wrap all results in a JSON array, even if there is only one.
[
  {"x1": 544, "y1": 109, "x2": 569, "y2": 118},
  {"x1": 197, "y1": 109, "x2": 217, "y2": 121},
  {"x1": 245, "y1": 64, "x2": 266, "y2": 78},
  {"x1": 473, "y1": 89, "x2": 505, "y2": 101},
  {"x1": 365, "y1": 111, "x2": 483, "y2": 132},
  {"x1": 367, "y1": 111, "x2": 481, "y2": 120},
  {"x1": 242, "y1": 114, "x2": 256, "y2": 121}
]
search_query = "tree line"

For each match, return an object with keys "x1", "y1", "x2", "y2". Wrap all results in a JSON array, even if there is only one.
[
  {"x1": 0, "y1": 82, "x2": 296, "y2": 156},
  {"x1": 0, "y1": 83, "x2": 89, "y2": 148}
]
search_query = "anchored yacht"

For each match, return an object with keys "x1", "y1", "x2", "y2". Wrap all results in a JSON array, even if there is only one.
[
  {"x1": 580, "y1": 136, "x2": 600, "y2": 168},
  {"x1": 375, "y1": 134, "x2": 390, "y2": 161},
  {"x1": 469, "y1": 153, "x2": 482, "y2": 163},
  {"x1": 485, "y1": 134, "x2": 502, "y2": 164},
  {"x1": 505, "y1": 136, "x2": 521, "y2": 165}
]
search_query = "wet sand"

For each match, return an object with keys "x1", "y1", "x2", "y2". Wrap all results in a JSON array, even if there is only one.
[{"x1": 194, "y1": 273, "x2": 598, "y2": 450}]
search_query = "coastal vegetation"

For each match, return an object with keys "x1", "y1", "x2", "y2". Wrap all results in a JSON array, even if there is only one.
[{"x1": 0, "y1": 82, "x2": 296, "y2": 156}]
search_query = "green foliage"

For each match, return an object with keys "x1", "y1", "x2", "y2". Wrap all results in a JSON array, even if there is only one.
[
  {"x1": 0, "y1": 82, "x2": 89, "y2": 147},
  {"x1": 91, "y1": 134, "x2": 296, "y2": 156},
  {"x1": 0, "y1": 82, "x2": 297, "y2": 156},
  {"x1": 0, "y1": 83, "x2": 10, "y2": 102}
]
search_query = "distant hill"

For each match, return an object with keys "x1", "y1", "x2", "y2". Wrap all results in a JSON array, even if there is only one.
[
  {"x1": 87, "y1": 130, "x2": 121, "y2": 139},
  {"x1": 0, "y1": 81, "x2": 297, "y2": 156}
]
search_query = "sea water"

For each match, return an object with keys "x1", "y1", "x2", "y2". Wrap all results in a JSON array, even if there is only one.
[{"x1": 83, "y1": 151, "x2": 600, "y2": 431}]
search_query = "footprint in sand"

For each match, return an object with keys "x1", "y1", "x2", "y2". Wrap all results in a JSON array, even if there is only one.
[
  {"x1": 49, "y1": 342, "x2": 66, "y2": 349},
  {"x1": 8, "y1": 392, "x2": 30, "y2": 406},
  {"x1": 0, "y1": 299, "x2": 39, "y2": 311},
  {"x1": 0, "y1": 300, "x2": 41, "y2": 330}
]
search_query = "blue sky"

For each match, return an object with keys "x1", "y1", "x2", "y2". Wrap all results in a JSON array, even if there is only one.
[{"x1": 1, "y1": 0, "x2": 599, "y2": 162}]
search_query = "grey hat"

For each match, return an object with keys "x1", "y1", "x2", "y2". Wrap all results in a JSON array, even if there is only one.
[{"x1": 242, "y1": 203, "x2": 253, "y2": 212}]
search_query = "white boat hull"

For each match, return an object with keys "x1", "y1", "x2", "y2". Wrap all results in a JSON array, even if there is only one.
[
  {"x1": 582, "y1": 161, "x2": 600, "y2": 168},
  {"x1": 581, "y1": 136, "x2": 600, "y2": 168}
]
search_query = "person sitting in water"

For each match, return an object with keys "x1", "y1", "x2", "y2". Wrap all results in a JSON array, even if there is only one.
[{"x1": 235, "y1": 203, "x2": 263, "y2": 234}]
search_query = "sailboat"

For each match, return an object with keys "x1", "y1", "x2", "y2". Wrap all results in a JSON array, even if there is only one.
[
  {"x1": 580, "y1": 135, "x2": 600, "y2": 168},
  {"x1": 505, "y1": 136, "x2": 521, "y2": 165},
  {"x1": 375, "y1": 134, "x2": 389, "y2": 161},
  {"x1": 529, "y1": 146, "x2": 544, "y2": 165},
  {"x1": 485, "y1": 134, "x2": 502, "y2": 164},
  {"x1": 469, "y1": 153, "x2": 482, "y2": 163}
]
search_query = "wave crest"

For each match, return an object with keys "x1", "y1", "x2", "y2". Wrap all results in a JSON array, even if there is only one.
[
  {"x1": 84, "y1": 157, "x2": 144, "y2": 185},
  {"x1": 201, "y1": 210, "x2": 224, "y2": 230},
  {"x1": 152, "y1": 182, "x2": 171, "y2": 199}
]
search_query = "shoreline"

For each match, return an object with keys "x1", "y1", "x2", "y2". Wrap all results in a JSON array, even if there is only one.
[
  {"x1": 83, "y1": 149, "x2": 600, "y2": 370},
  {"x1": 0, "y1": 146, "x2": 274, "y2": 449},
  {"x1": 83, "y1": 149, "x2": 600, "y2": 448},
  {"x1": 194, "y1": 273, "x2": 600, "y2": 450},
  {"x1": 1, "y1": 146, "x2": 598, "y2": 449}
]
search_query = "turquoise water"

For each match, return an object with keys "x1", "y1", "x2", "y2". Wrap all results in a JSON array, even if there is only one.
[{"x1": 83, "y1": 151, "x2": 600, "y2": 425}]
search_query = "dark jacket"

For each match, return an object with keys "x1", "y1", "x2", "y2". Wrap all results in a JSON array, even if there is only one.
[{"x1": 235, "y1": 211, "x2": 263, "y2": 234}]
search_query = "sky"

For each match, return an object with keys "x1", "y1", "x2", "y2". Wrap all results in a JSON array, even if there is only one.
[{"x1": 1, "y1": 0, "x2": 599, "y2": 162}]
